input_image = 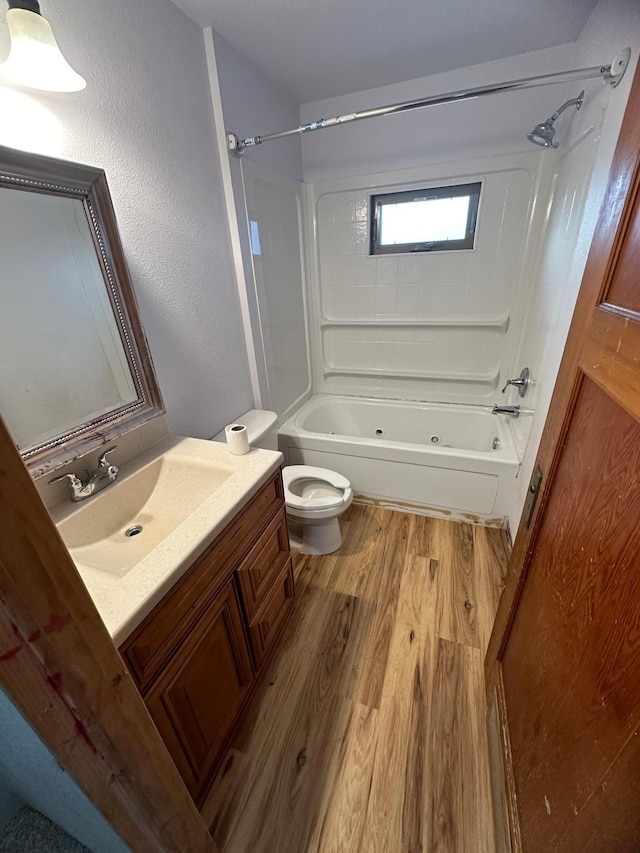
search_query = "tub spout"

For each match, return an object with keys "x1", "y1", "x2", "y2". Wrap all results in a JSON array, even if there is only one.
[{"x1": 492, "y1": 405, "x2": 520, "y2": 417}]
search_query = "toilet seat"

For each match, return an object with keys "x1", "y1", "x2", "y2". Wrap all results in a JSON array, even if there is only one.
[{"x1": 282, "y1": 465, "x2": 351, "y2": 512}]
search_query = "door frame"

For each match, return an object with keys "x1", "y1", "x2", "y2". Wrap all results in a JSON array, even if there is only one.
[
  {"x1": 0, "y1": 413, "x2": 219, "y2": 852},
  {"x1": 485, "y1": 59, "x2": 640, "y2": 852}
]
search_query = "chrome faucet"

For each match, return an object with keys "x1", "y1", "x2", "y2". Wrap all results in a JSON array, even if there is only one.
[
  {"x1": 49, "y1": 447, "x2": 119, "y2": 501},
  {"x1": 492, "y1": 405, "x2": 520, "y2": 418},
  {"x1": 501, "y1": 367, "x2": 530, "y2": 398}
]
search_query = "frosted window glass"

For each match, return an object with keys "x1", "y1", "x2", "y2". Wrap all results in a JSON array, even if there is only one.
[{"x1": 379, "y1": 196, "x2": 470, "y2": 245}]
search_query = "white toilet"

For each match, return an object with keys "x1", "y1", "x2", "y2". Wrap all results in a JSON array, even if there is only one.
[
  {"x1": 213, "y1": 410, "x2": 352, "y2": 555},
  {"x1": 282, "y1": 465, "x2": 352, "y2": 555}
]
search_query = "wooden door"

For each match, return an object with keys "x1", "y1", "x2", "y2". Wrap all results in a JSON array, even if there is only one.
[
  {"x1": 146, "y1": 578, "x2": 254, "y2": 802},
  {"x1": 487, "y1": 63, "x2": 640, "y2": 852}
]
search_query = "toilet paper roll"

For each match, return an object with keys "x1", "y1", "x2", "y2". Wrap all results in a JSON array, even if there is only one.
[{"x1": 225, "y1": 423, "x2": 250, "y2": 455}]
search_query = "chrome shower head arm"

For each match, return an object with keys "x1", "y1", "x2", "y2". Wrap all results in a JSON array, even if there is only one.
[{"x1": 549, "y1": 90, "x2": 585, "y2": 122}]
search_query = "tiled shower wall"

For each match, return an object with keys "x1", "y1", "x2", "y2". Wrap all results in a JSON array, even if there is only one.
[{"x1": 310, "y1": 155, "x2": 547, "y2": 404}]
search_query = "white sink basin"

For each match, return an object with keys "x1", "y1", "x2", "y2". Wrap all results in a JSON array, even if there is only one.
[
  {"x1": 50, "y1": 436, "x2": 283, "y2": 644},
  {"x1": 57, "y1": 448, "x2": 234, "y2": 576}
]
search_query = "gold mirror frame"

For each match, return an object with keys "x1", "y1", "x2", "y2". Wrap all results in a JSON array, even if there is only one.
[{"x1": 0, "y1": 146, "x2": 164, "y2": 478}]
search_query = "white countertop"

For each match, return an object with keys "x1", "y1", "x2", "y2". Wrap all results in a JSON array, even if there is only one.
[{"x1": 51, "y1": 435, "x2": 283, "y2": 646}]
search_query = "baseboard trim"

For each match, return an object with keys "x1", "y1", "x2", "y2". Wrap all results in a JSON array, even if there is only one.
[{"x1": 497, "y1": 665, "x2": 523, "y2": 853}]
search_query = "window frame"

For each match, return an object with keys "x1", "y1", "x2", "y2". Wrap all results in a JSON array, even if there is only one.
[{"x1": 370, "y1": 181, "x2": 482, "y2": 256}]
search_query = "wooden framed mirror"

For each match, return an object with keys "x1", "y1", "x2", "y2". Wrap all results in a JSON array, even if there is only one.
[{"x1": 0, "y1": 146, "x2": 164, "y2": 477}]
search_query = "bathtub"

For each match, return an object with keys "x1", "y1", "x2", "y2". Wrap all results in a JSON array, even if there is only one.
[{"x1": 278, "y1": 395, "x2": 520, "y2": 525}]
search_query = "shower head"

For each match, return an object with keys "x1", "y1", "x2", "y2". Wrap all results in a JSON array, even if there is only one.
[
  {"x1": 527, "y1": 90, "x2": 585, "y2": 148},
  {"x1": 527, "y1": 121, "x2": 558, "y2": 148}
]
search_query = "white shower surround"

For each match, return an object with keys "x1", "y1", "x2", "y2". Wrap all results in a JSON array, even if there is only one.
[
  {"x1": 279, "y1": 395, "x2": 519, "y2": 525},
  {"x1": 305, "y1": 152, "x2": 552, "y2": 407}
]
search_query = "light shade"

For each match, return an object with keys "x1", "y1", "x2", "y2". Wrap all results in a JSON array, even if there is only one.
[{"x1": 0, "y1": 6, "x2": 86, "y2": 93}]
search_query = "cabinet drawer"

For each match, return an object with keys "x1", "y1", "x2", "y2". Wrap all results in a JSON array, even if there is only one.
[
  {"x1": 248, "y1": 560, "x2": 295, "y2": 668},
  {"x1": 121, "y1": 471, "x2": 283, "y2": 689},
  {"x1": 237, "y1": 508, "x2": 290, "y2": 621}
]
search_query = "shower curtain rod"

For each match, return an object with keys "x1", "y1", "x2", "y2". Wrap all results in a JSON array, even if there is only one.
[{"x1": 226, "y1": 50, "x2": 630, "y2": 157}]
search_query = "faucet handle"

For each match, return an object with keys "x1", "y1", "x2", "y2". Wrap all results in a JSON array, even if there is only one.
[
  {"x1": 501, "y1": 378, "x2": 523, "y2": 393},
  {"x1": 501, "y1": 367, "x2": 530, "y2": 397},
  {"x1": 48, "y1": 472, "x2": 83, "y2": 487},
  {"x1": 97, "y1": 446, "x2": 118, "y2": 467}
]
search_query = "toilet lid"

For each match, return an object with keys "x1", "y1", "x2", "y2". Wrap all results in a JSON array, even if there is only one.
[{"x1": 283, "y1": 465, "x2": 351, "y2": 511}]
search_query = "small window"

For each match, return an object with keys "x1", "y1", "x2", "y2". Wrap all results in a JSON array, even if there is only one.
[{"x1": 370, "y1": 181, "x2": 481, "y2": 255}]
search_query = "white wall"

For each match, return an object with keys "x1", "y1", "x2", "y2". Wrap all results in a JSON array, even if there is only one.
[
  {"x1": 0, "y1": 0, "x2": 253, "y2": 442},
  {"x1": 507, "y1": 0, "x2": 640, "y2": 531},
  {"x1": 308, "y1": 154, "x2": 550, "y2": 404},
  {"x1": 0, "y1": 688, "x2": 128, "y2": 851}
]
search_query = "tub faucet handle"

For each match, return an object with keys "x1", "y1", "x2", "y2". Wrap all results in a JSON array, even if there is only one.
[{"x1": 501, "y1": 367, "x2": 530, "y2": 398}]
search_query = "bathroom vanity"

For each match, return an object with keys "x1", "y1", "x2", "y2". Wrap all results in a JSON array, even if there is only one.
[
  {"x1": 119, "y1": 466, "x2": 294, "y2": 805},
  {"x1": 47, "y1": 433, "x2": 295, "y2": 807}
]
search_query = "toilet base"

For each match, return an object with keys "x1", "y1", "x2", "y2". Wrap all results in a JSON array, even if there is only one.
[{"x1": 287, "y1": 516, "x2": 343, "y2": 555}]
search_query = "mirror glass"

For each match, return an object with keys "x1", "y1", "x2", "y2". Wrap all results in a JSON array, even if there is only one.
[
  {"x1": 0, "y1": 147, "x2": 164, "y2": 477},
  {"x1": 0, "y1": 188, "x2": 137, "y2": 450}
]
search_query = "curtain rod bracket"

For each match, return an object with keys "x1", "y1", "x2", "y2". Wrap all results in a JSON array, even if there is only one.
[
  {"x1": 226, "y1": 132, "x2": 262, "y2": 158},
  {"x1": 226, "y1": 132, "x2": 245, "y2": 158},
  {"x1": 606, "y1": 47, "x2": 631, "y2": 88}
]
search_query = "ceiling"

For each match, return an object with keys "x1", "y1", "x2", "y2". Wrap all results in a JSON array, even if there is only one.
[{"x1": 170, "y1": 0, "x2": 599, "y2": 103}]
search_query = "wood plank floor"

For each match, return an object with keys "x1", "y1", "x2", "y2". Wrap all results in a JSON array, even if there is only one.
[{"x1": 201, "y1": 504, "x2": 510, "y2": 853}]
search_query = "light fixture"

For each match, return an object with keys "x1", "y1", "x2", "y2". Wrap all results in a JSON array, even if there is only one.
[{"x1": 0, "y1": 0, "x2": 85, "y2": 93}]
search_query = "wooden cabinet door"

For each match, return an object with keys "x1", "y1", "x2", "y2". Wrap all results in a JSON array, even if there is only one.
[
  {"x1": 236, "y1": 508, "x2": 290, "y2": 621},
  {"x1": 247, "y1": 560, "x2": 295, "y2": 667},
  {"x1": 487, "y1": 64, "x2": 640, "y2": 852},
  {"x1": 146, "y1": 579, "x2": 253, "y2": 800}
]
